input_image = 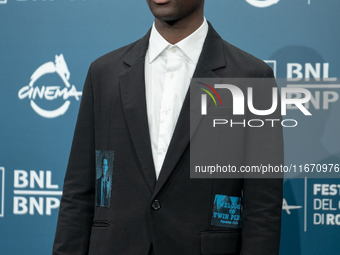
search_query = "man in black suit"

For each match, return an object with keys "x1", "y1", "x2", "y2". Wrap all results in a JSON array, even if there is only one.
[
  {"x1": 96, "y1": 155, "x2": 111, "y2": 207},
  {"x1": 53, "y1": 0, "x2": 283, "y2": 254}
]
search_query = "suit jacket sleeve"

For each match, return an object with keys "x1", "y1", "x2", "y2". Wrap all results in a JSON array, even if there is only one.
[
  {"x1": 53, "y1": 64, "x2": 95, "y2": 255},
  {"x1": 240, "y1": 67, "x2": 284, "y2": 255}
]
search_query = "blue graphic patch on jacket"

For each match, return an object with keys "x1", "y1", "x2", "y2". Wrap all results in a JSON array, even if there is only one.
[
  {"x1": 95, "y1": 150, "x2": 114, "y2": 208},
  {"x1": 211, "y1": 194, "x2": 242, "y2": 228}
]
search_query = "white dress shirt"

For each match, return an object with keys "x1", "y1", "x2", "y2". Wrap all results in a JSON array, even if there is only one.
[{"x1": 145, "y1": 18, "x2": 209, "y2": 179}]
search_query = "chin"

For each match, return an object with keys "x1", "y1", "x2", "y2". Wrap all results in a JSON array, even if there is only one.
[
  {"x1": 155, "y1": 15, "x2": 180, "y2": 23},
  {"x1": 152, "y1": 9, "x2": 183, "y2": 23}
]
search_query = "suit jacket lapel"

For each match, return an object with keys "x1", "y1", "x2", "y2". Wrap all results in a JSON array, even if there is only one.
[
  {"x1": 119, "y1": 30, "x2": 157, "y2": 193},
  {"x1": 151, "y1": 22, "x2": 227, "y2": 200}
]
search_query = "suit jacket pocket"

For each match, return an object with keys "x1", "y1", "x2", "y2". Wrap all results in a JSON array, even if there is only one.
[
  {"x1": 92, "y1": 220, "x2": 110, "y2": 228},
  {"x1": 201, "y1": 230, "x2": 241, "y2": 255},
  {"x1": 89, "y1": 222, "x2": 110, "y2": 255}
]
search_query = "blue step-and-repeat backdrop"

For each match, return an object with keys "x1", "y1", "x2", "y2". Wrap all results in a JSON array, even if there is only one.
[{"x1": 1, "y1": 0, "x2": 339, "y2": 254}]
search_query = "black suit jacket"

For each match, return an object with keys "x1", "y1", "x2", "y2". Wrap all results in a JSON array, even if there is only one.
[{"x1": 53, "y1": 22, "x2": 283, "y2": 255}]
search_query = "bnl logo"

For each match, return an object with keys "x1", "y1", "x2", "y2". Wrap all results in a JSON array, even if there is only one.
[
  {"x1": 0, "y1": 167, "x2": 4, "y2": 217},
  {"x1": 0, "y1": 0, "x2": 7, "y2": 4}
]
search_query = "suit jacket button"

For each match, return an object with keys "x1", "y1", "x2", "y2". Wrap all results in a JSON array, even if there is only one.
[{"x1": 151, "y1": 200, "x2": 161, "y2": 210}]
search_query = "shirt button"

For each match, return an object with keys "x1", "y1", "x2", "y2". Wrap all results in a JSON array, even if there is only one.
[
  {"x1": 171, "y1": 48, "x2": 176, "y2": 53},
  {"x1": 151, "y1": 200, "x2": 161, "y2": 210},
  {"x1": 170, "y1": 73, "x2": 174, "y2": 78},
  {"x1": 162, "y1": 147, "x2": 167, "y2": 153},
  {"x1": 163, "y1": 110, "x2": 169, "y2": 115}
]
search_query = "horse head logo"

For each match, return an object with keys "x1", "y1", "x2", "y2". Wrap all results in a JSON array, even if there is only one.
[
  {"x1": 55, "y1": 54, "x2": 70, "y2": 83},
  {"x1": 20, "y1": 54, "x2": 81, "y2": 118}
]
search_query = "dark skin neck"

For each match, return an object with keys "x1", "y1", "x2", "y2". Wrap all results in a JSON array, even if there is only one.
[{"x1": 154, "y1": 9, "x2": 204, "y2": 45}]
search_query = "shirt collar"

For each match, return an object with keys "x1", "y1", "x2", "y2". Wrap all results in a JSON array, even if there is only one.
[{"x1": 148, "y1": 17, "x2": 209, "y2": 65}]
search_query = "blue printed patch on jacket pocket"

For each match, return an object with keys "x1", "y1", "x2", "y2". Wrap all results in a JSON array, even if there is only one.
[
  {"x1": 211, "y1": 194, "x2": 242, "y2": 228},
  {"x1": 95, "y1": 150, "x2": 114, "y2": 208}
]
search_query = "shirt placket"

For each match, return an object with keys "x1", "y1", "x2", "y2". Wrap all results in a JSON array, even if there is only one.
[{"x1": 155, "y1": 46, "x2": 179, "y2": 176}]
